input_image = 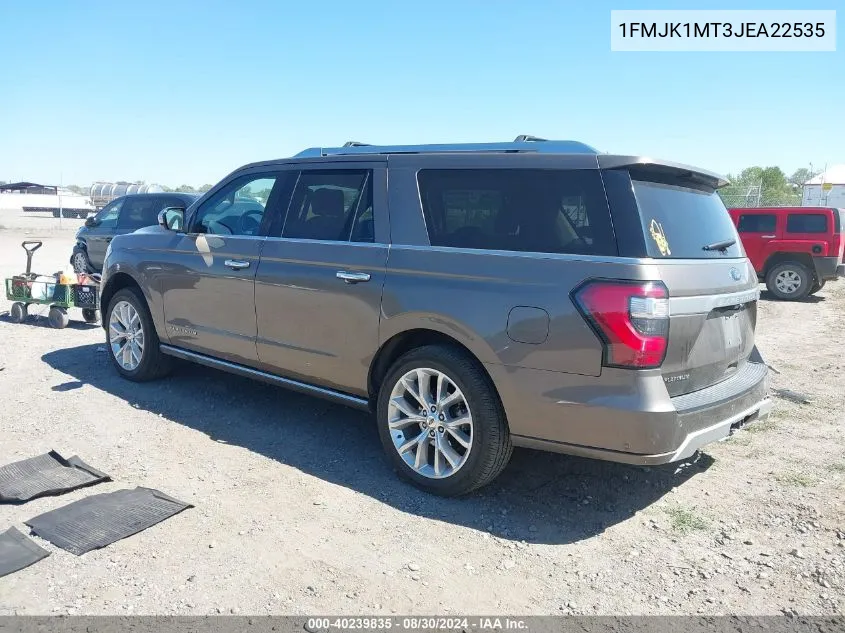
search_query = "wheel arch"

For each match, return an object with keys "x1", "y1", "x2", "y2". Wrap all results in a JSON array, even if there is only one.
[
  {"x1": 368, "y1": 328, "x2": 498, "y2": 406},
  {"x1": 762, "y1": 252, "x2": 815, "y2": 279},
  {"x1": 99, "y1": 271, "x2": 164, "y2": 338}
]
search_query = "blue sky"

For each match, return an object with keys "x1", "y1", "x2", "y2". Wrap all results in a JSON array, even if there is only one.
[{"x1": 0, "y1": 0, "x2": 842, "y2": 187}]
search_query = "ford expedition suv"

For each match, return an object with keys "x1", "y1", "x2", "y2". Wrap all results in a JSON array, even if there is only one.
[
  {"x1": 99, "y1": 137, "x2": 772, "y2": 495},
  {"x1": 728, "y1": 206, "x2": 845, "y2": 300}
]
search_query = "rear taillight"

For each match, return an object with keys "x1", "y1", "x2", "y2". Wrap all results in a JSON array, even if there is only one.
[{"x1": 573, "y1": 280, "x2": 670, "y2": 369}]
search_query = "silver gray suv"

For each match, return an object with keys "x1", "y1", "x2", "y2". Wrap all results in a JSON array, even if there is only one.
[{"x1": 99, "y1": 137, "x2": 772, "y2": 495}]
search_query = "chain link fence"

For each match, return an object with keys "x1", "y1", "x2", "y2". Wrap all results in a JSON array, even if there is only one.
[{"x1": 718, "y1": 180, "x2": 802, "y2": 208}]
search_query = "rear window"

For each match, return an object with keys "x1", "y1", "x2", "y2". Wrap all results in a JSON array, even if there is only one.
[
  {"x1": 417, "y1": 169, "x2": 616, "y2": 256},
  {"x1": 786, "y1": 213, "x2": 827, "y2": 234},
  {"x1": 737, "y1": 214, "x2": 776, "y2": 233},
  {"x1": 632, "y1": 180, "x2": 743, "y2": 258}
]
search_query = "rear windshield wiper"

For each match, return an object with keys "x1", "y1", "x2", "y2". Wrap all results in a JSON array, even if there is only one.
[{"x1": 702, "y1": 238, "x2": 736, "y2": 252}]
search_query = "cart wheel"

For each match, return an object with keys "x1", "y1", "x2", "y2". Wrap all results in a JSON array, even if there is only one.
[
  {"x1": 82, "y1": 308, "x2": 99, "y2": 323},
  {"x1": 48, "y1": 306, "x2": 69, "y2": 329},
  {"x1": 10, "y1": 302, "x2": 28, "y2": 323}
]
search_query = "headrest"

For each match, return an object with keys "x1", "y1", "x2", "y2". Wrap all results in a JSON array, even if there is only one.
[{"x1": 310, "y1": 188, "x2": 345, "y2": 218}]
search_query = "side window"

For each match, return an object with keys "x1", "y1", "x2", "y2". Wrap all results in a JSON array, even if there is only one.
[
  {"x1": 786, "y1": 213, "x2": 827, "y2": 234},
  {"x1": 417, "y1": 169, "x2": 616, "y2": 255},
  {"x1": 191, "y1": 175, "x2": 278, "y2": 236},
  {"x1": 117, "y1": 197, "x2": 160, "y2": 230},
  {"x1": 737, "y1": 214, "x2": 776, "y2": 233},
  {"x1": 282, "y1": 170, "x2": 372, "y2": 242},
  {"x1": 95, "y1": 199, "x2": 123, "y2": 229}
]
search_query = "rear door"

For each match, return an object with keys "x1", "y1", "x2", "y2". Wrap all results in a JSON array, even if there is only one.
[
  {"x1": 255, "y1": 163, "x2": 388, "y2": 396},
  {"x1": 617, "y1": 169, "x2": 759, "y2": 396},
  {"x1": 735, "y1": 211, "x2": 777, "y2": 273},
  {"x1": 785, "y1": 211, "x2": 831, "y2": 255}
]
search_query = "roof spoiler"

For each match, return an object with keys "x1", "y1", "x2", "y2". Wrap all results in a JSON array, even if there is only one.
[{"x1": 597, "y1": 155, "x2": 729, "y2": 189}]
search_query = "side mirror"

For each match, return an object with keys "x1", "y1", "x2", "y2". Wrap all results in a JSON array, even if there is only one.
[
  {"x1": 84, "y1": 216, "x2": 97, "y2": 228},
  {"x1": 158, "y1": 207, "x2": 185, "y2": 232}
]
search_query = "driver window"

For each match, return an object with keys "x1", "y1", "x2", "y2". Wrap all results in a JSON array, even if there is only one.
[
  {"x1": 96, "y1": 199, "x2": 123, "y2": 229},
  {"x1": 191, "y1": 175, "x2": 278, "y2": 236}
]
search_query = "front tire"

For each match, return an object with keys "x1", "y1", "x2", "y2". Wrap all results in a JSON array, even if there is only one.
[
  {"x1": 810, "y1": 279, "x2": 826, "y2": 295},
  {"x1": 106, "y1": 287, "x2": 171, "y2": 381},
  {"x1": 766, "y1": 262, "x2": 811, "y2": 301},
  {"x1": 71, "y1": 251, "x2": 90, "y2": 274},
  {"x1": 376, "y1": 345, "x2": 512, "y2": 496}
]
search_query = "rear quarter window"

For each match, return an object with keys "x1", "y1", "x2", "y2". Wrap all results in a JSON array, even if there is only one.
[
  {"x1": 632, "y1": 180, "x2": 743, "y2": 259},
  {"x1": 417, "y1": 169, "x2": 617, "y2": 256},
  {"x1": 786, "y1": 213, "x2": 827, "y2": 234}
]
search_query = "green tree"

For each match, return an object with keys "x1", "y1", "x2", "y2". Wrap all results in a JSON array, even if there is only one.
[
  {"x1": 198, "y1": 183, "x2": 214, "y2": 193},
  {"x1": 177, "y1": 184, "x2": 196, "y2": 193},
  {"x1": 788, "y1": 168, "x2": 819, "y2": 186},
  {"x1": 719, "y1": 165, "x2": 802, "y2": 208}
]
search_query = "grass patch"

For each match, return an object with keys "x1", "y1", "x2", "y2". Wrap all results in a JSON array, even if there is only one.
[
  {"x1": 725, "y1": 432, "x2": 753, "y2": 446},
  {"x1": 746, "y1": 417, "x2": 778, "y2": 434},
  {"x1": 827, "y1": 462, "x2": 845, "y2": 473},
  {"x1": 665, "y1": 506, "x2": 709, "y2": 534},
  {"x1": 774, "y1": 471, "x2": 817, "y2": 487}
]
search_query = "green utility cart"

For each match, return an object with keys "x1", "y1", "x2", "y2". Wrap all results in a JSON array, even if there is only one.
[{"x1": 4, "y1": 241, "x2": 100, "y2": 329}]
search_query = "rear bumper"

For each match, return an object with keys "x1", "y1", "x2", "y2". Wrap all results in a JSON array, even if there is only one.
[
  {"x1": 489, "y1": 355, "x2": 771, "y2": 465},
  {"x1": 813, "y1": 256, "x2": 844, "y2": 281}
]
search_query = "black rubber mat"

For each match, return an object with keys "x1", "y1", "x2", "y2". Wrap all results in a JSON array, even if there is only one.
[
  {"x1": 25, "y1": 487, "x2": 193, "y2": 555},
  {"x1": 0, "y1": 451, "x2": 110, "y2": 503},
  {"x1": 0, "y1": 526, "x2": 50, "y2": 577}
]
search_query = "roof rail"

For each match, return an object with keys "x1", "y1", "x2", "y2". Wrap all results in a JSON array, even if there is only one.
[
  {"x1": 293, "y1": 139, "x2": 598, "y2": 158},
  {"x1": 513, "y1": 135, "x2": 547, "y2": 142}
]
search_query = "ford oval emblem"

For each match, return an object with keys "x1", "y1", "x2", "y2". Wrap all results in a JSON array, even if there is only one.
[{"x1": 730, "y1": 267, "x2": 742, "y2": 282}]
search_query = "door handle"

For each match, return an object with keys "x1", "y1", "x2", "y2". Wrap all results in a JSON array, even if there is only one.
[
  {"x1": 336, "y1": 270, "x2": 371, "y2": 284},
  {"x1": 761, "y1": 235, "x2": 776, "y2": 239},
  {"x1": 224, "y1": 259, "x2": 250, "y2": 270}
]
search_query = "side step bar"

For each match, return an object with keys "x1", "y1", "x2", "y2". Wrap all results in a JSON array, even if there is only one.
[{"x1": 159, "y1": 344, "x2": 370, "y2": 411}]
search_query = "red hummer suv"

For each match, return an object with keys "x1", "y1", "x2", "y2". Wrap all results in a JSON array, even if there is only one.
[{"x1": 728, "y1": 206, "x2": 845, "y2": 300}]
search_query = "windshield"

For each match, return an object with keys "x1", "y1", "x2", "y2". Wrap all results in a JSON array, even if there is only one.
[{"x1": 633, "y1": 179, "x2": 744, "y2": 259}]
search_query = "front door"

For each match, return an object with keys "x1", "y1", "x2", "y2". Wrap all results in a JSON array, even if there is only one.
[
  {"x1": 255, "y1": 165, "x2": 388, "y2": 396},
  {"x1": 158, "y1": 171, "x2": 288, "y2": 366},
  {"x1": 736, "y1": 211, "x2": 777, "y2": 273}
]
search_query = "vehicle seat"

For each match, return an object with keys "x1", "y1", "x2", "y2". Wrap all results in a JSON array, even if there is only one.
[{"x1": 303, "y1": 189, "x2": 346, "y2": 240}]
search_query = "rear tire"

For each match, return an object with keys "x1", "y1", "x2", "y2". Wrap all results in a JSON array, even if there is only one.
[
  {"x1": 82, "y1": 308, "x2": 98, "y2": 323},
  {"x1": 376, "y1": 344, "x2": 512, "y2": 496},
  {"x1": 48, "y1": 307, "x2": 69, "y2": 329},
  {"x1": 10, "y1": 302, "x2": 27, "y2": 323},
  {"x1": 766, "y1": 262, "x2": 812, "y2": 301},
  {"x1": 105, "y1": 287, "x2": 172, "y2": 382}
]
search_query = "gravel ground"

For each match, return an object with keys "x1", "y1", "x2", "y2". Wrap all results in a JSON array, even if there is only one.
[{"x1": 0, "y1": 214, "x2": 844, "y2": 616}]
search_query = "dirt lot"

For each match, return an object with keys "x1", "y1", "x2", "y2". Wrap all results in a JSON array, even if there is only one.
[{"x1": 1, "y1": 212, "x2": 844, "y2": 616}]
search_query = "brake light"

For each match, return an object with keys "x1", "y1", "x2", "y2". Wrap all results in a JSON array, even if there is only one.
[{"x1": 573, "y1": 280, "x2": 670, "y2": 369}]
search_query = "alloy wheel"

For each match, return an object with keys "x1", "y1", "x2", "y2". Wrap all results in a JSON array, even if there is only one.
[
  {"x1": 109, "y1": 300, "x2": 145, "y2": 371},
  {"x1": 387, "y1": 368, "x2": 473, "y2": 479},
  {"x1": 775, "y1": 269, "x2": 802, "y2": 295}
]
